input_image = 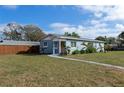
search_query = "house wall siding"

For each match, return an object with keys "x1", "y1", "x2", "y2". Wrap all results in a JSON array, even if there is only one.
[
  {"x1": 40, "y1": 40, "x2": 53, "y2": 54},
  {"x1": 0, "y1": 45, "x2": 39, "y2": 54},
  {"x1": 0, "y1": 41, "x2": 40, "y2": 54},
  {"x1": 66, "y1": 40, "x2": 104, "y2": 54},
  {"x1": 66, "y1": 40, "x2": 86, "y2": 54},
  {"x1": 40, "y1": 38, "x2": 104, "y2": 54}
]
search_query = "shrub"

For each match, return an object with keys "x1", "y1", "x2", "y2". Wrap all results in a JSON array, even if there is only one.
[
  {"x1": 72, "y1": 50, "x2": 80, "y2": 55},
  {"x1": 65, "y1": 46, "x2": 71, "y2": 54},
  {"x1": 80, "y1": 49, "x2": 86, "y2": 54},
  {"x1": 85, "y1": 47, "x2": 96, "y2": 53},
  {"x1": 104, "y1": 44, "x2": 112, "y2": 51},
  {"x1": 81, "y1": 42, "x2": 97, "y2": 53}
]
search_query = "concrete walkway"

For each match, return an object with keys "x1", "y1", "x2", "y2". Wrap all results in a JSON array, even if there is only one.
[{"x1": 48, "y1": 55, "x2": 124, "y2": 70}]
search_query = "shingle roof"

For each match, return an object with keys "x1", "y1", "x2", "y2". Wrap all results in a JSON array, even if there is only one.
[
  {"x1": 42, "y1": 34, "x2": 58, "y2": 40},
  {"x1": 43, "y1": 34, "x2": 104, "y2": 43},
  {"x1": 0, "y1": 40, "x2": 40, "y2": 45}
]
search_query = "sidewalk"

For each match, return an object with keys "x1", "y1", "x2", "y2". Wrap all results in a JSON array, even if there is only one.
[{"x1": 48, "y1": 55, "x2": 124, "y2": 70}]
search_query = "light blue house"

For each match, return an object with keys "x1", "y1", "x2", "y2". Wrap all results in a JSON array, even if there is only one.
[{"x1": 40, "y1": 34, "x2": 104, "y2": 55}]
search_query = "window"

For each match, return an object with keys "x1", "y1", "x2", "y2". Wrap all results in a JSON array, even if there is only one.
[
  {"x1": 43, "y1": 42, "x2": 48, "y2": 47},
  {"x1": 71, "y1": 41, "x2": 76, "y2": 47}
]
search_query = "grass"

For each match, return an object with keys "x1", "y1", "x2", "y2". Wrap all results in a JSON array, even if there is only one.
[
  {"x1": 66, "y1": 51, "x2": 124, "y2": 67},
  {"x1": 0, "y1": 54, "x2": 124, "y2": 86}
]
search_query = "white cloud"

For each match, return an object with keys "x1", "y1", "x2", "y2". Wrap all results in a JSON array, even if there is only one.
[
  {"x1": 77, "y1": 5, "x2": 124, "y2": 21},
  {"x1": 69, "y1": 5, "x2": 124, "y2": 38},
  {"x1": 77, "y1": 6, "x2": 106, "y2": 13},
  {"x1": 50, "y1": 22, "x2": 85, "y2": 36},
  {"x1": 49, "y1": 6, "x2": 124, "y2": 39},
  {"x1": 115, "y1": 24, "x2": 124, "y2": 31},
  {"x1": 94, "y1": 12, "x2": 103, "y2": 18},
  {"x1": 77, "y1": 6, "x2": 113, "y2": 18},
  {"x1": 83, "y1": 27, "x2": 120, "y2": 38},
  {"x1": 90, "y1": 20, "x2": 107, "y2": 28},
  {"x1": 50, "y1": 23, "x2": 74, "y2": 29},
  {"x1": 91, "y1": 20, "x2": 100, "y2": 25},
  {"x1": 50, "y1": 22, "x2": 80, "y2": 33},
  {"x1": 50, "y1": 22, "x2": 122, "y2": 39},
  {"x1": 2, "y1": 5, "x2": 18, "y2": 9},
  {"x1": 104, "y1": 6, "x2": 124, "y2": 21},
  {"x1": 0, "y1": 24, "x2": 6, "y2": 32}
]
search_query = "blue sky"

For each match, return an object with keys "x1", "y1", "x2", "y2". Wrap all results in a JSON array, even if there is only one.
[
  {"x1": 0, "y1": 5, "x2": 124, "y2": 39},
  {"x1": 0, "y1": 6, "x2": 89, "y2": 31}
]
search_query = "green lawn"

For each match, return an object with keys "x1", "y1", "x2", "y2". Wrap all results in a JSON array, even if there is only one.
[
  {"x1": 0, "y1": 54, "x2": 124, "y2": 86},
  {"x1": 66, "y1": 51, "x2": 124, "y2": 67}
]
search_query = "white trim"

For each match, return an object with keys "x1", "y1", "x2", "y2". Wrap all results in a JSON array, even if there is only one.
[
  {"x1": 59, "y1": 40, "x2": 61, "y2": 54},
  {"x1": 71, "y1": 41, "x2": 76, "y2": 47},
  {"x1": 0, "y1": 40, "x2": 40, "y2": 46},
  {"x1": 53, "y1": 41, "x2": 59, "y2": 54},
  {"x1": 43, "y1": 41, "x2": 48, "y2": 47},
  {"x1": 59, "y1": 36, "x2": 104, "y2": 43}
]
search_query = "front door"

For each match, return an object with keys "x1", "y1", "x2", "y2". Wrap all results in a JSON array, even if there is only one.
[{"x1": 61, "y1": 41, "x2": 66, "y2": 54}]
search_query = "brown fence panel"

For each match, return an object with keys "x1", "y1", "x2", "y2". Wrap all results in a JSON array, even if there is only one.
[{"x1": 0, "y1": 45, "x2": 39, "y2": 55}]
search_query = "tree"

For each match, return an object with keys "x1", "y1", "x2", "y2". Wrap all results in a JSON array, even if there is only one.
[
  {"x1": 23, "y1": 25, "x2": 46, "y2": 41},
  {"x1": 95, "y1": 36, "x2": 116, "y2": 51},
  {"x1": 95, "y1": 36, "x2": 116, "y2": 44},
  {"x1": 95, "y1": 36, "x2": 106, "y2": 41},
  {"x1": 64, "y1": 32, "x2": 80, "y2": 38},
  {"x1": 107, "y1": 37, "x2": 116, "y2": 44},
  {"x1": 2, "y1": 23, "x2": 46, "y2": 41},
  {"x1": 117, "y1": 31, "x2": 124, "y2": 46},
  {"x1": 3, "y1": 23, "x2": 24, "y2": 40},
  {"x1": 118, "y1": 31, "x2": 124, "y2": 43},
  {"x1": 64, "y1": 32, "x2": 71, "y2": 37},
  {"x1": 71, "y1": 32, "x2": 80, "y2": 38},
  {"x1": 118, "y1": 31, "x2": 124, "y2": 40}
]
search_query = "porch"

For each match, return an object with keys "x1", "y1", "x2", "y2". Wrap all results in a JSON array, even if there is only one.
[{"x1": 53, "y1": 40, "x2": 66, "y2": 55}]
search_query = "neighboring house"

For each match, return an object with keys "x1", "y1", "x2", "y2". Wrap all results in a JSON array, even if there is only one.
[
  {"x1": 110, "y1": 44, "x2": 124, "y2": 50},
  {"x1": 40, "y1": 34, "x2": 104, "y2": 55},
  {"x1": 0, "y1": 40, "x2": 40, "y2": 54}
]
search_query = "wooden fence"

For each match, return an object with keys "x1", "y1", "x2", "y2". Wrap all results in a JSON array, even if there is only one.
[{"x1": 0, "y1": 45, "x2": 39, "y2": 54}]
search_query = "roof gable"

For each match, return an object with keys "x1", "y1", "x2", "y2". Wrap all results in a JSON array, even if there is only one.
[{"x1": 42, "y1": 34, "x2": 58, "y2": 40}]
